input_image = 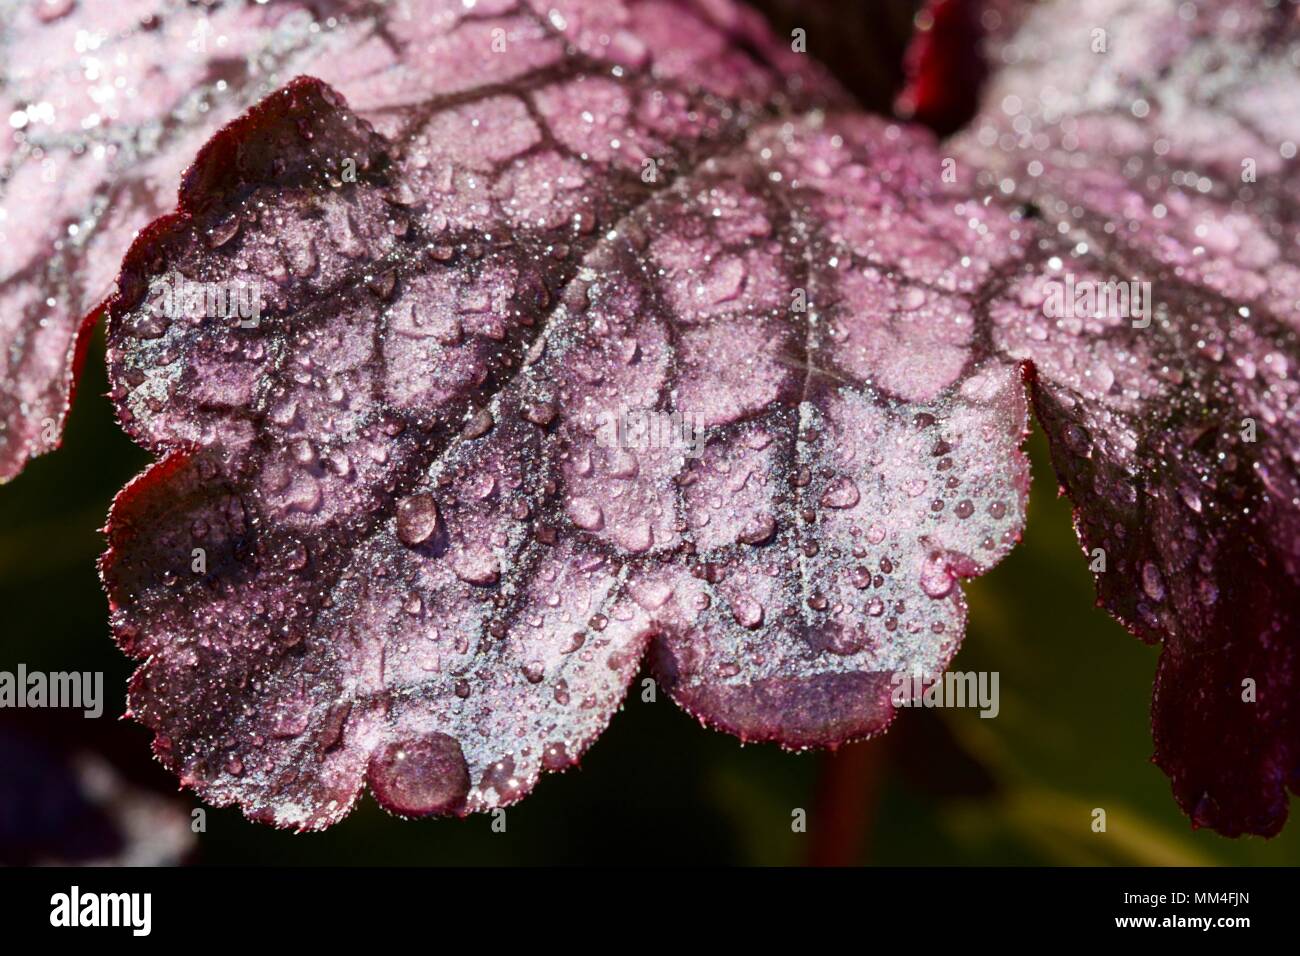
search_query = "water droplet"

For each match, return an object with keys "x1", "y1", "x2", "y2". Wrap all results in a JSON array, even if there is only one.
[
  {"x1": 1090, "y1": 361, "x2": 1115, "y2": 392},
  {"x1": 463, "y1": 408, "x2": 494, "y2": 438},
  {"x1": 129, "y1": 310, "x2": 169, "y2": 339},
  {"x1": 695, "y1": 257, "x2": 747, "y2": 305},
  {"x1": 396, "y1": 494, "x2": 440, "y2": 546},
  {"x1": 541, "y1": 742, "x2": 571, "y2": 770},
  {"x1": 327, "y1": 450, "x2": 352, "y2": 477},
  {"x1": 480, "y1": 756, "x2": 522, "y2": 801},
  {"x1": 367, "y1": 734, "x2": 470, "y2": 816},
  {"x1": 207, "y1": 214, "x2": 241, "y2": 248},
  {"x1": 523, "y1": 401, "x2": 557, "y2": 426},
  {"x1": 623, "y1": 522, "x2": 654, "y2": 553},
  {"x1": 1141, "y1": 561, "x2": 1166, "y2": 602},
  {"x1": 464, "y1": 472, "x2": 497, "y2": 500},
  {"x1": 729, "y1": 595, "x2": 764, "y2": 629},
  {"x1": 566, "y1": 496, "x2": 604, "y2": 531},
  {"x1": 607, "y1": 448, "x2": 639, "y2": 479},
  {"x1": 919, "y1": 553, "x2": 955, "y2": 598},
  {"x1": 521, "y1": 661, "x2": 545, "y2": 684},
  {"x1": 1063, "y1": 423, "x2": 1093, "y2": 456},
  {"x1": 34, "y1": 0, "x2": 75, "y2": 24},
  {"x1": 368, "y1": 270, "x2": 397, "y2": 299},
  {"x1": 1197, "y1": 577, "x2": 1218, "y2": 606},
  {"x1": 283, "y1": 540, "x2": 309, "y2": 571},
  {"x1": 452, "y1": 546, "x2": 500, "y2": 585},
  {"x1": 737, "y1": 513, "x2": 776, "y2": 545},
  {"x1": 570, "y1": 447, "x2": 594, "y2": 477},
  {"x1": 632, "y1": 579, "x2": 674, "y2": 610},
  {"x1": 827, "y1": 625, "x2": 869, "y2": 655},
  {"x1": 820, "y1": 475, "x2": 860, "y2": 509}
]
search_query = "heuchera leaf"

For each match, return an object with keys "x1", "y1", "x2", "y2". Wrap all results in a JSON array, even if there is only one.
[
  {"x1": 0, "y1": 0, "x2": 405, "y2": 481},
  {"x1": 91, "y1": 0, "x2": 1299, "y2": 836},
  {"x1": 100, "y1": 1, "x2": 1032, "y2": 828},
  {"x1": 955, "y1": 0, "x2": 1300, "y2": 835}
]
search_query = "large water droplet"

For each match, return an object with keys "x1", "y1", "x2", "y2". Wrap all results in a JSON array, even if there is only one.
[
  {"x1": 396, "y1": 494, "x2": 440, "y2": 546},
  {"x1": 367, "y1": 733, "x2": 470, "y2": 816}
]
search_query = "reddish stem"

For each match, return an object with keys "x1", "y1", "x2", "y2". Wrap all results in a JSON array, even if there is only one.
[{"x1": 808, "y1": 737, "x2": 887, "y2": 866}]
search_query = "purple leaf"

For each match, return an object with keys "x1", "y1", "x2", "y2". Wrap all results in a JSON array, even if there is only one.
[
  {"x1": 0, "y1": 0, "x2": 416, "y2": 481},
  {"x1": 100, "y1": 2, "x2": 1032, "y2": 828},
  {"x1": 959, "y1": 0, "x2": 1300, "y2": 836},
  {"x1": 89, "y1": 0, "x2": 1299, "y2": 837}
]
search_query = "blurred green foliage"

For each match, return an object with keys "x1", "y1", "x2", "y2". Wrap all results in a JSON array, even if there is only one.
[{"x1": 1, "y1": 333, "x2": 1296, "y2": 864}]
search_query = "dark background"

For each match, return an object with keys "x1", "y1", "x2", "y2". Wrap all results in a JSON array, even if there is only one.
[{"x1": 2, "y1": 330, "x2": 1297, "y2": 865}]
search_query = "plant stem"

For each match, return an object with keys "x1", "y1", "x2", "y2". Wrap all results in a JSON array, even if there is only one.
[{"x1": 808, "y1": 736, "x2": 887, "y2": 866}]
